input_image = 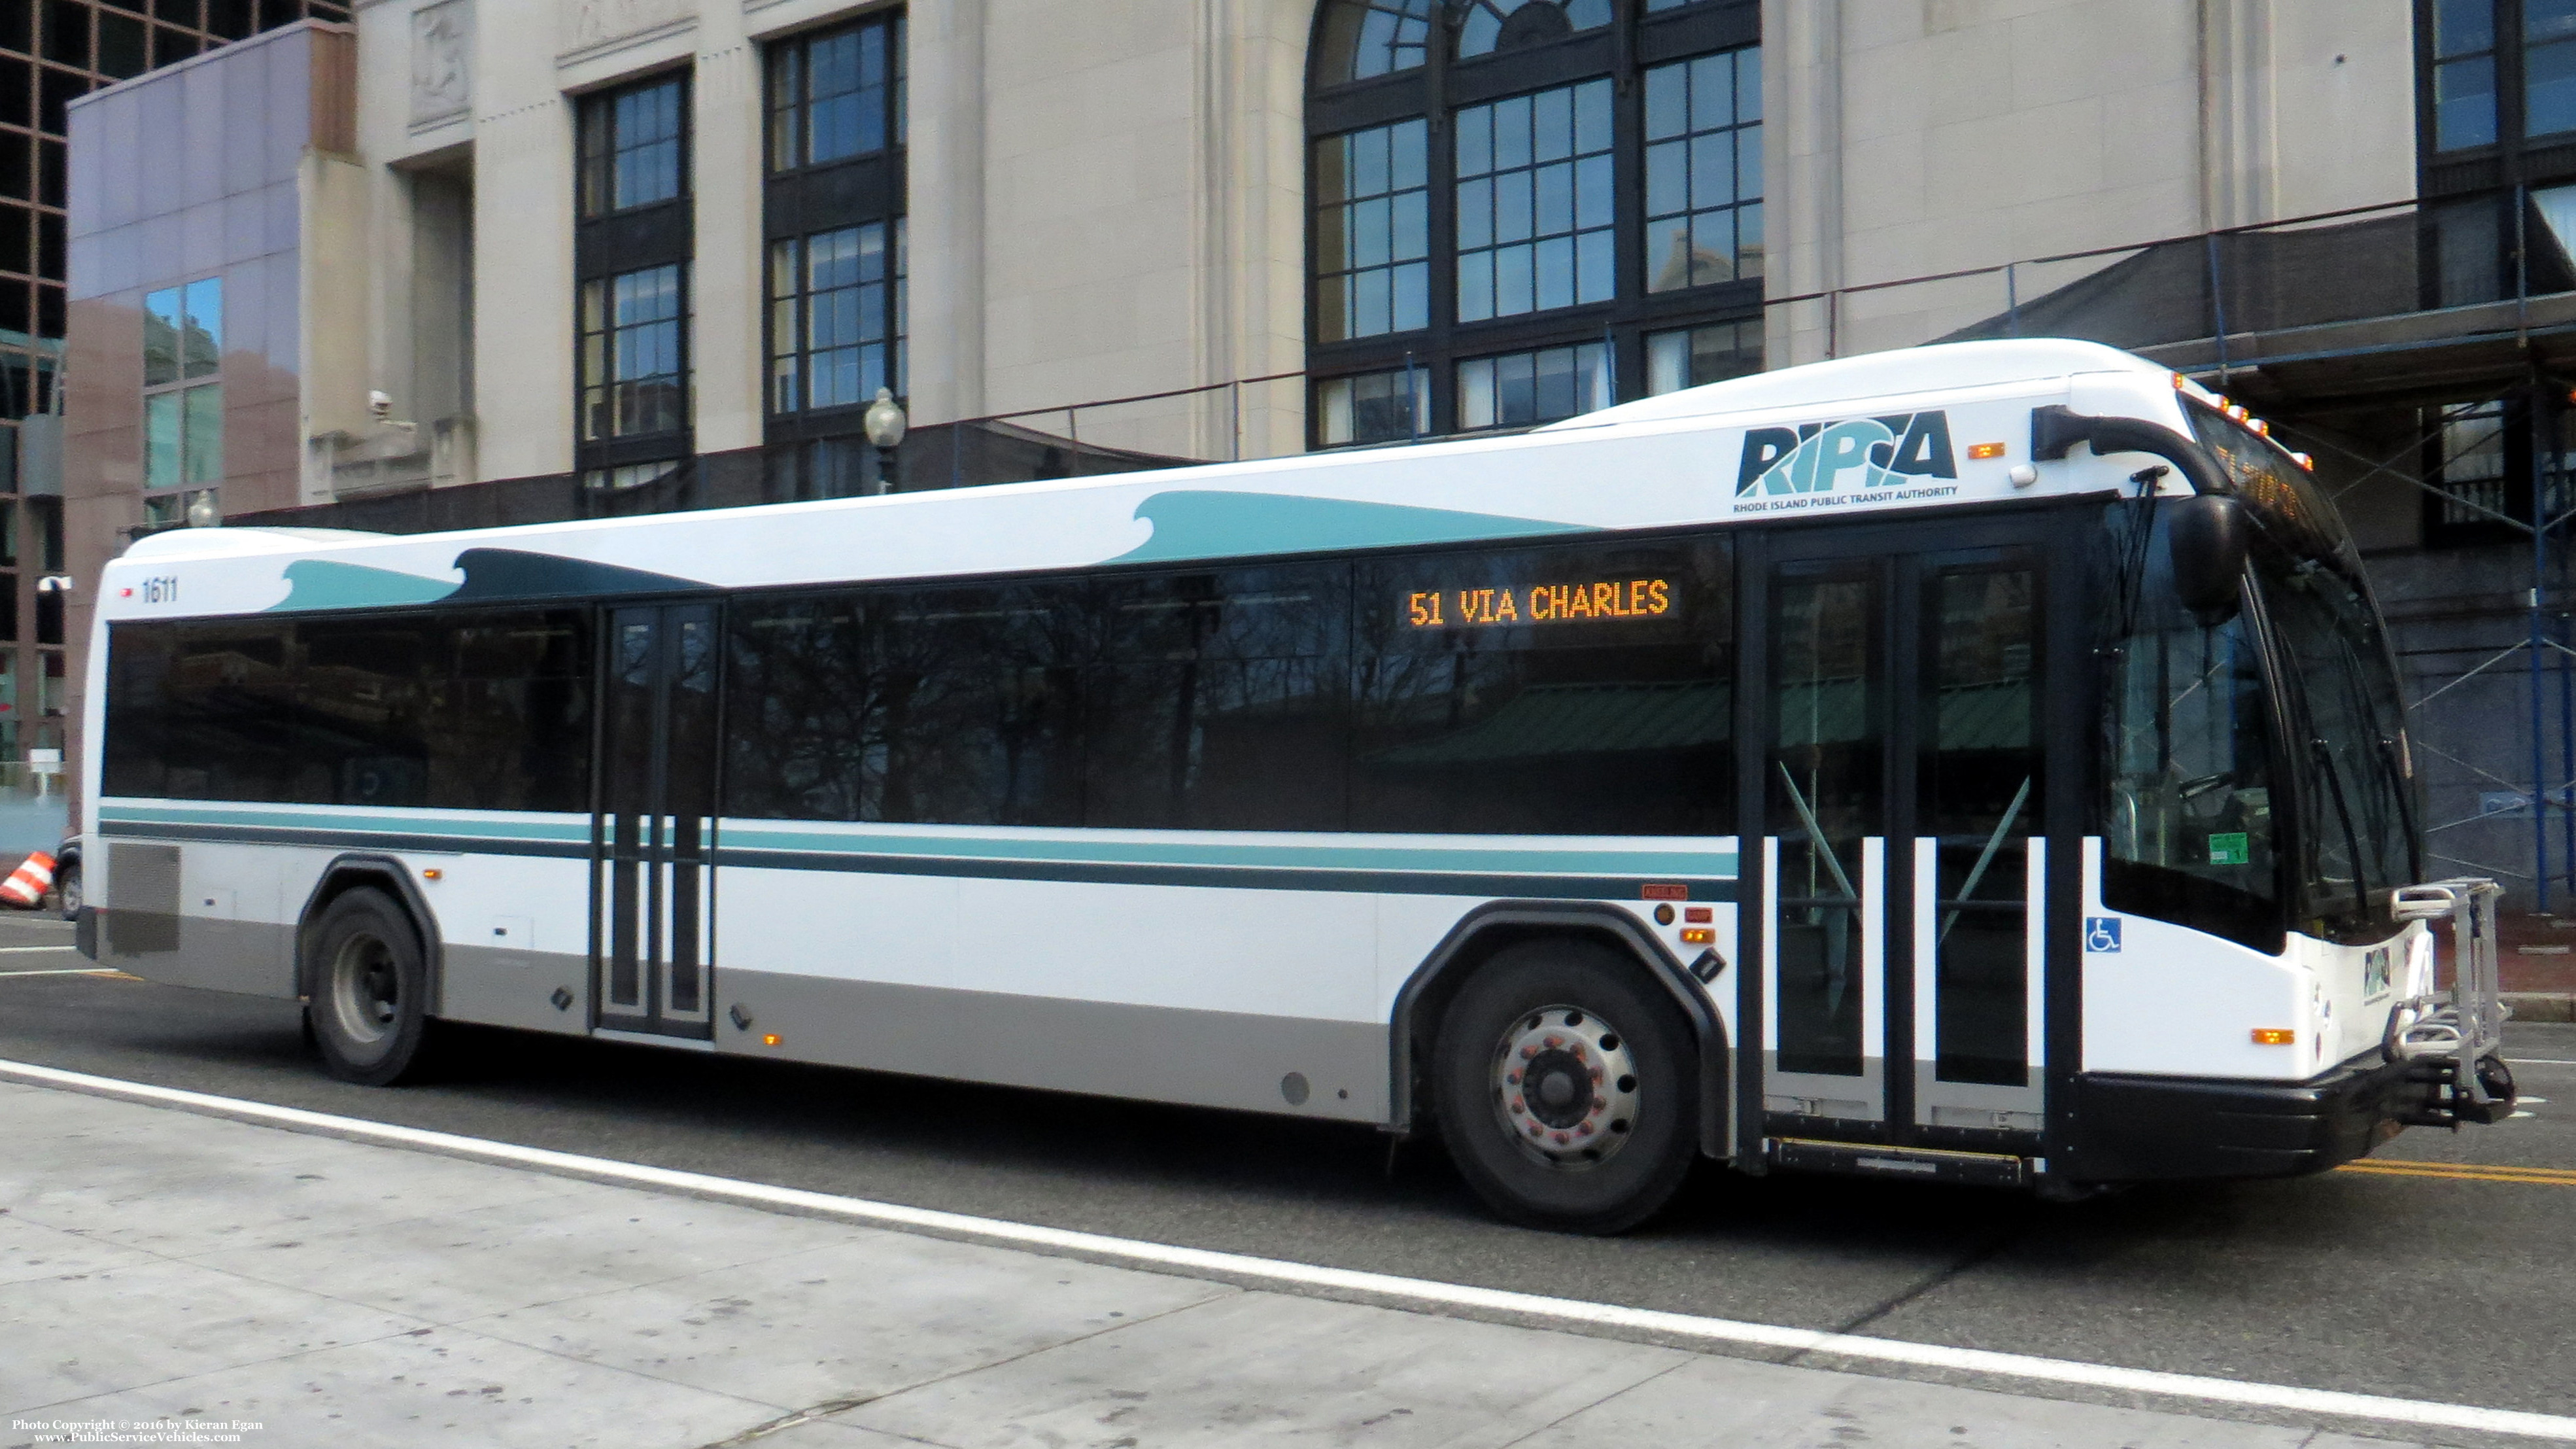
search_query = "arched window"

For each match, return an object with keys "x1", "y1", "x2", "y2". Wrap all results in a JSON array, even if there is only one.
[{"x1": 1306, "y1": 0, "x2": 1762, "y2": 446}]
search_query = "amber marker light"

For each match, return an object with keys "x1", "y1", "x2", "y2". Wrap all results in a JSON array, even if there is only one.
[
  {"x1": 421, "y1": 869, "x2": 443, "y2": 881},
  {"x1": 2252, "y1": 1028, "x2": 2297, "y2": 1045},
  {"x1": 1967, "y1": 442, "x2": 2007, "y2": 460},
  {"x1": 1680, "y1": 927, "x2": 1716, "y2": 945},
  {"x1": 762, "y1": 1034, "x2": 783, "y2": 1047}
]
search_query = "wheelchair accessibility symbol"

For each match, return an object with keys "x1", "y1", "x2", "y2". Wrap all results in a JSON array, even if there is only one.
[{"x1": 2084, "y1": 917, "x2": 2123, "y2": 952}]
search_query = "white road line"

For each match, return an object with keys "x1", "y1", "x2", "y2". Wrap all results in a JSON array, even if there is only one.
[
  {"x1": 0, "y1": 944, "x2": 77, "y2": 952},
  {"x1": 2508, "y1": 1058, "x2": 2576, "y2": 1067},
  {"x1": 0, "y1": 968, "x2": 114, "y2": 977},
  {"x1": 0, "y1": 1058, "x2": 2570, "y2": 1445}
]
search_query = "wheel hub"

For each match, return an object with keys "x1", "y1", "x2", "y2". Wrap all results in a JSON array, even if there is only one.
[
  {"x1": 330, "y1": 935, "x2": 400, "y2": 1047},
  {"x1": 1490, "y1": 1005, "x2": 1641, "y2": 1168}
]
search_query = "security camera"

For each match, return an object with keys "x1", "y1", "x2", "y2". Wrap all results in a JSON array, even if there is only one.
[{"x1": 369, "y1": 390, "x2": 393, "y2": 420}]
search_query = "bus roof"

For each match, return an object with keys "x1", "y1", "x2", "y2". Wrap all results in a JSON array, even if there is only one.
[{"x1": 101, "y1": 338, "x2": 2195, "y2": 623}]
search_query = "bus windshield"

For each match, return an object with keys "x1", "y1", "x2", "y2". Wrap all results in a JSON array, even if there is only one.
[
  {"x1": 2189, "y1": 404, "x2": 2420, "y2": 943},
  {"x1": 2099, "y1": 406, "x2": 2422, "y2": 952}
]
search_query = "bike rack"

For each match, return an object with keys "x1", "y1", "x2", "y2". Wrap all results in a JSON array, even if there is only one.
[{"x1": 2386, "y1": 877, "x2": 2515, "y2": 1126}]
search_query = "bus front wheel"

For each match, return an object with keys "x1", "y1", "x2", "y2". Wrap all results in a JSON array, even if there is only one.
[
  {"x1": 307, "y1": 888, "x2": 435, "y2": 1087},
  {"x1": 1432, "y1": 940, "x2": 1696, "y2": 1234}
]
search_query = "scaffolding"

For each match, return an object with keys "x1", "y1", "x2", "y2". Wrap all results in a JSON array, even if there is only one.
[{"x1": 1760, "y1": 185, "x2": 2576, "y2": 907}]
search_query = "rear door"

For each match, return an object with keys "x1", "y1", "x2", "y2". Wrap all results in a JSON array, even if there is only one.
[{"x1": 592, "y1": 602, "x2": 721, "y2": 1040}]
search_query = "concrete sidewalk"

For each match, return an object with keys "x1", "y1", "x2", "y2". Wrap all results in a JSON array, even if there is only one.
[{"x1": 0, "y1": 1079, "x2": 2435, "y2": 1449}]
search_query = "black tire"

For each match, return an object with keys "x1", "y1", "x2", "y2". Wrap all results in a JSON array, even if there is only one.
[
  {"x1": 305, "y1": 887, "x2": 435, "y2": 1086},
  {"x1": 55, "y1": 864, "x2": 78, "y2": 921},
  {"x1": 1432, "y1": 939, "x2": 1698, "y2": 1234}
]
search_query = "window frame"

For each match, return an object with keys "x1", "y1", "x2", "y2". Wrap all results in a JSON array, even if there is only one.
[
  {"x1": 761, "y1": 10, "x2": 912, "y2": 485},
  {"x1": 574, "y1": 68, "x2": 696, "y2": 480},
  {"x1": 578, "y1": 261, "x2": 693, "y2": 449},
  {"x1": 139, "y1": 274, "x2": 222, "y2": 529},
  {"x1": 578, "y1": 71, "x2": 693, "y2": 220},
  {"x1": 1305, "y1": 0, "x2": 1763, "y2": 448}
]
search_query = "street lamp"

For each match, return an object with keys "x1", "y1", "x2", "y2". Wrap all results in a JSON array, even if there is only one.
[{"x1": 863, "y1": 387, "x2": 906, "y2": 497}]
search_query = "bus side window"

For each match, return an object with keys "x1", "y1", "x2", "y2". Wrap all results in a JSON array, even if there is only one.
[
  {"x1": 725, "y1": 593, "x2": 880, "y2": 823},
  {"x1": 1349, "y1": 536, "x2": 1732, "y2": 836},
  {"x1": 1086, "y1": 563, "x2": 1350, "y2": 833},
  {"x1": 160, "y1": 621, "x2": 299, "y2": 803},
  {"x1": 298, "y1": 618, "x2": 434, "y2": 809},
  {"x1": 438, "y1": 610, "x2": 593, "y2": 813},
  {"x1": 102, "y1": 622, "x2": 177, "y2": 800}
]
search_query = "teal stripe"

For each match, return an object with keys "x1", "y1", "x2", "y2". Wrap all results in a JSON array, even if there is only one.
[
  {"x1": 722, "y1": 826, "x2": 1737, "y2": 879},
  {"x1": 98, "y1": 803, "x2": 590, "y2": 843},
  {"x1": 95, "y1": 802, "x2": 1738, "y2": 879}
]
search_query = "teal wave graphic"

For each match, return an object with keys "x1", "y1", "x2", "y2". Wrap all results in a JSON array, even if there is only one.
[
  {"x1": 1111, "y1": 491, "x2": 1593, "y2": 565},
  {"x1": 267, "y1": 559, "x2": 461, "y2": 612}
]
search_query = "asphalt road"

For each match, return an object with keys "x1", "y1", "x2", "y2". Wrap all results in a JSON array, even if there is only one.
[{"x1": 3, "y1": 909, "x2": 2572, "y2": 1422}]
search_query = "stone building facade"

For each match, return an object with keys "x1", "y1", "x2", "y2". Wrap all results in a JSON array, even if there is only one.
[{"x1": 57, "y1": 0, "x2": 2576, "y2": 903}]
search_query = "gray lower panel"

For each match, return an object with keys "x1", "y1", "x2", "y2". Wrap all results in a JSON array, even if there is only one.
[
  {"x1": 440, "y1": 945, "x2": 590, "y2": 1036},
  {"x1": 715, "y1": 969, "x2": 1390, "y2": 1124},
  {"x1": 110, "y1": 917, "x2": 296, "y2": 999}
]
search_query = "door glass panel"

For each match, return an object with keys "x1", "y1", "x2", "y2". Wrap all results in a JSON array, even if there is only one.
[
  {"x1": 1921, "y1": 557, "x2": 2040, "y2": 1087},
  {"x1": 604, "y1": 610, "x2": 659, "y2": 1013},
  {"x1": 664, "y1": 606, "x2": 718, "y2": 1016},
  {"x1": 1770, "y1": 560, "x2": 1878, "y2": 1078}
]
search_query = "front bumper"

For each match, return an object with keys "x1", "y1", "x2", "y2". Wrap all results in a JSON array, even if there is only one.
[{"x1": 2059, "y1": 1051, "x2": 2509, "y2": 1183}]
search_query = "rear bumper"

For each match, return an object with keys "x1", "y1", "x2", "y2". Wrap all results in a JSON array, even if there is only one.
[{"x1": 2061, "y1": 1054, "x2": 2452, "y2": 1183}]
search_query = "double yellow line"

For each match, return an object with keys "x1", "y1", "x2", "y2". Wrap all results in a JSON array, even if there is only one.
[{"x1": 2339, "y1": 1159, "x2": 2576, "y2": 1187}]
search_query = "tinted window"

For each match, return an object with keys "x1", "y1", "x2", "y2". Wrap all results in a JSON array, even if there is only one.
[
  {"x1": 437, "y1": 611, "x2": 593, "y2": 812},
  {"x1": 1088, "y1": 565, "x2": 1349, "y2": 831},
  {"x1": 101, "y1": 610, "x2": 593, "y2": 813},
  {"x1": 298, "y1": 618, "x2": 434, "y2": 808},
  {"x1": 1352, "y1": 537, "x2": 1733, "y2": 834},
  {"x1": 884, "y1": 584, "x2": 1089, "y2": 826},
  {"x1": 727, "y1": 584, "x2": 1091, "y2": 827},
  {"x1": 160, "y1": 622, "x2": 299, "y2": 803},
  {"x1": 725, "y1": 593, "x2": 884, "y2": 822},
  {"x1": 101, "y1": 624, "x2": 176, "y2": 799}
]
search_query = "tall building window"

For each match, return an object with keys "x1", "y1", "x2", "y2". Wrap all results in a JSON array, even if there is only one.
[
  {"x1": 2418, "y1": 0, "x2": 2576, "y2": 151},
  {"x1": 1306, "y1": 0, "x2": 1759, "y2": 445},
  {"x1": 140, "y1": 276, "x2": 220, "y2": 527},
  {"x1": 770, "y1": 220, "x2": 905, "y2": 413},
  {"x1": 768, "y1": 12, "x2": 905, "y2": 171},
  {"x1": 1644, "y1": 49, "x2": 1761, "y2": 292},
  {"x1": 580, "y1": 264, "x2": 689, "y2": 442},
  {"x1": 1645, "y1": 318, "x2": 1761, "y2": 394},
  {"x1": 1314, "y1": 120, "x2": 1430, "y2": 341},
  {"x1": 575, "y1": 71, "x2": 694, "y2": 487},
  {"x1": 764, "y1": 12, "x2": 908, "y2": 498},
  {"x1": 579, "y1": 74, "x2": 688, "y2": 217},
  {"x1": 1454, "y1": 80, "x2": 1614, "y2": 321}
]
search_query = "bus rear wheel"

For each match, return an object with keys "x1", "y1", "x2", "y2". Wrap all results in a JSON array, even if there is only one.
[
  {"x1": 307, "y1": 888, "x2": 434, "y2": 1087},
  {"x1": 1432, "y1": 940, "x2": 1696, "y2": 1234}
]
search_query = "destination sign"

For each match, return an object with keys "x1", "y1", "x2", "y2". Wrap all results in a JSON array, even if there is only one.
[{"x1": 1405, "y1": 578, "x2": 1674, "y2": 629}]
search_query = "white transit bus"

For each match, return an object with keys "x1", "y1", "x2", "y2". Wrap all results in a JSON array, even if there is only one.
[{"x1": 73, "y1": 338, "x2": 2514, "y2": 1232}]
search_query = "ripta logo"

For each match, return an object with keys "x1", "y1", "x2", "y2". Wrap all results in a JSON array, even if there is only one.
[{"x1": 1736, "y1": 411, "x2": 1959, "y2": 495}]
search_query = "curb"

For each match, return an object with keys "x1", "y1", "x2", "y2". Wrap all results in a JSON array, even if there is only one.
[{"x1": 2505, "y1": 992, "x2": 2576, "y2": 1023}]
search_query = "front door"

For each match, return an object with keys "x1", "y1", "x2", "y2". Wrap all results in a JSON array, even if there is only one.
[
  {"x1": 1753, "y1": 519, "x2": 2063, "y2": 1147},
  {"x1": 592, "y1": 602, "x2": 720, "y2": 1039}
]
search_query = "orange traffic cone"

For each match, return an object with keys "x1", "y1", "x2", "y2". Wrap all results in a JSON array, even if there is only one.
[{"x1": 0, "y1": 852, "x2": 55, "y2": 909}]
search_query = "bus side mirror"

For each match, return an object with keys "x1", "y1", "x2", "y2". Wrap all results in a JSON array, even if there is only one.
[{"x1": 2167, "y1": 494, "x2": 2250, "y2": 627}]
